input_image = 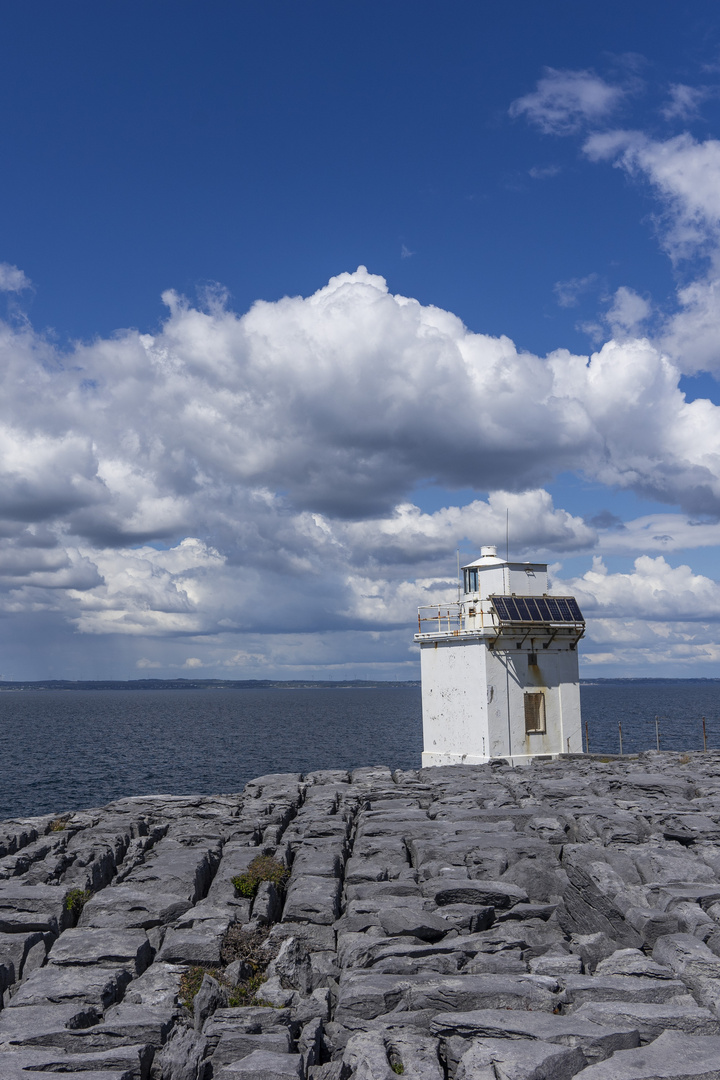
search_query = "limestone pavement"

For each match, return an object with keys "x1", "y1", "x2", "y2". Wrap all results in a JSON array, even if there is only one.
[{"x1": 3, "y1": 753, "x2": 720, "y2": 1076}]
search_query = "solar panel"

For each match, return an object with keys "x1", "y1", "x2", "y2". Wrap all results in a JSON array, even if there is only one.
[{"x1": 491, "y1": 595, "x2": 584, "y2": 624}]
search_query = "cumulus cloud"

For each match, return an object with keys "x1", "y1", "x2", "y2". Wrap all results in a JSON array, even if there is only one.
[
  {"x1": 0, "y1": 263, "x2": 31, "y2": 293},
  {"x1": 0, "y1": 267, "x2": 720, "y2": 672},
  {"x1": 604, "y1": 286, "x2": 651, "y2": 337},
  {"x1": 510, "y1": 68, "x2": 625, "y2": 135},
  {"x1": 553, "y1": 555, "x2": 720, "y2": 670}
]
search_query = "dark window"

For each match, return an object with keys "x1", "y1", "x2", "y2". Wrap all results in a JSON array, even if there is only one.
[
  {"x1": 464, "y1": 569, "x2": 479, "y2": 593},
  {"x1": 524, "y1": 692, "x2": 546, "y2": 734}
]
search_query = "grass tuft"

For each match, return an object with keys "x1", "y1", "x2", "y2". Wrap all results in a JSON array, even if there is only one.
[
  {"x1": 64, "y1": 888, "x2": 92, "y2": 918},
  {"x1": 231, "y1": 855, "x2": 289, "y2": 899}
]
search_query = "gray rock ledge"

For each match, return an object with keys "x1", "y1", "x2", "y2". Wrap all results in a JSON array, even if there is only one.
[{"x1": 3, "y1": 752, "x2": 720, "y2": 1076}]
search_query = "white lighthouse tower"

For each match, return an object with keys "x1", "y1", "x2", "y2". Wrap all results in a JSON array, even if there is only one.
[{"x1": 415, "y1": 546, "x2": 585, "y2": 767}]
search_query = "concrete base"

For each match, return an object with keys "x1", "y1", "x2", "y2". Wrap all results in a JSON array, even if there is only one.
[{"x1": 421, "y1": 751, "x2": 577, "y2": 769}]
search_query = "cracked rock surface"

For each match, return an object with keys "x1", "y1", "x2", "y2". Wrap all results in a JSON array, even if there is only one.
[{"x1": 4, "y1": 753, "x2": 720, "y2": 1076}]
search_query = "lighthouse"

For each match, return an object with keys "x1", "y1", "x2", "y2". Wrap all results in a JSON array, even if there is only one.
[{"x1": 415, "y1": 546, "x2": 585, "y2": 767}]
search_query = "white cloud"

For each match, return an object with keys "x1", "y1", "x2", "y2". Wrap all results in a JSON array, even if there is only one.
[
  {"x1": 510, "y1": 68, "x2": 625, "y2": 135},
  {"x1": 1, "y1": 268, "x2": 720, "y2": 671},
  {"x1": 553, "y1": 274, "x2": 598, "y2": 308},
  {"x1": 556, "y1": 556, "x2": 720, "y2": 670},
  {"x1": 604, "y1": 286, "x2": 651, "y2": 337},
  {"x1": 584, "y1": 130, "x2": 720, "y2": 262},
  {"x1": 0, "y1": 263, "x2": 31, "y2": 293},
  {"x1": 661, "y1": 84, "x2": 712, "y2": 121},
  {"x1": 559, "y1": 554, "x2": 720, "y2": 621}
]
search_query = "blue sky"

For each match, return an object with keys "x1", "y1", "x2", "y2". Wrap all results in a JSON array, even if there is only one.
[{"x1": 3, "y1": 1, "x2": 720, "y2": 678}]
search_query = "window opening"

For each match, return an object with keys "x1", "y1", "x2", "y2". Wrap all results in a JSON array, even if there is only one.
[{"x1": 524, "y1": 692, "x2": 546, "y2": 734}]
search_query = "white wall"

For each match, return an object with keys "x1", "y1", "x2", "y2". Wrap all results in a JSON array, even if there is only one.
[
  {"x1": 420, "y1": 638, "x2": 489, "y2": 766},
  {"x1": 420, "y1": 635, "x2": 582, "y2": 767}
]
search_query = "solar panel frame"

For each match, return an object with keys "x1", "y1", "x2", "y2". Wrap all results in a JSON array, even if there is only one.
[{"x1": 490, "y1": 595, "x2": 584, "y2": 624}]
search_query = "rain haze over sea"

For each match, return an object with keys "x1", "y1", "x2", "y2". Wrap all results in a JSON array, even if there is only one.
[{"x1": 0, "y1": 682, "x2": 719, "y2": 820}]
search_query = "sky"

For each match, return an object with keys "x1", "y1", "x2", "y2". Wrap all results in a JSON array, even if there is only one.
[{"x1": 3, "y1": 2, "x2": 720, "y2": 679}]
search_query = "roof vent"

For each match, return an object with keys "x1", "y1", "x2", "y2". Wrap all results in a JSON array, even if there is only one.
[{"x1": 480, "y1": 545, "x2": 498, "y2": 559}]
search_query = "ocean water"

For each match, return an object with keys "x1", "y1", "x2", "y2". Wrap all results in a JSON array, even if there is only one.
[
  {"x1": 0, "y1": 682, "x2": 719, "y2": 820},
  {"x1": 0, "y1": 687, "x2": 423, "y2": 820}
]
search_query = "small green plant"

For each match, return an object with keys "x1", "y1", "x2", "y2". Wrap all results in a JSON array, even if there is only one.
[
  {"x1": 179, "y1": 966, "x2": 224, "y2": 1009},
  {"x1": 227, "y1": 971, "x2": 268, "y2": 1007},
  {"x1": 391, "y1": 1064, "x2": 404, "y2": 1075},
  {"x1": 64, "y1": 888, "x2": 92, "y2": 918},
  {"x1": 49, "y1": 818, "x2": 67, "y2": 832},
  {"x1": 231, "y1": 855, "x2": 289, "y2": 899}
]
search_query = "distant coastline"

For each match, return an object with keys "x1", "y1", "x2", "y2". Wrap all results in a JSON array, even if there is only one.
[
  {"x1": 0, "y1": 676, "x2": 717, "y2": 691},
  {"x1": 0, "y1": 678, "x2": 422, "y2": 691}
]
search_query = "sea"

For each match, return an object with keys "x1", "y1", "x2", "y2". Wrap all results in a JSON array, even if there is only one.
[{"x1": 0, "y1": 681, "x2": 719, "y2": 820}]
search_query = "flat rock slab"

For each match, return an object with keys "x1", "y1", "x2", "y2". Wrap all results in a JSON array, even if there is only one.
[
  {"x1": 0, "y1": 884, "x2": 71, "y2": 934},
  {"x1": 560, "y1": 974, "x2": 691, "y2": 1008},
  {"x1": 0, "y1": 1044, "x2": 151, "y2": 1080},
  {"x1": 283, "y1": 875, "x2": 341, "y2": 925},
  {"x1": 157, "y1": 924, "x2": 225, "y2": 965},
  {"x1": 335, "y1": 972, "x2": 560, "y2": 1020},
  {"x1": 431, "y1": 1008, "x2": 640, "y2": 1064},
  {"x1": 0, "y1": 1004, "x2": 103, "y2": 1049},
  {"x1": 8, "y1": 964, "x2": 132, "y2": 1009},
  {"x1": 47, "y1": 927, "x2": 153, "y2": 973},
  {"x1": 214, "y1": 1049, "x2": 304, "y2": 1079},
  {"x1": 78, "y1": 887, "x2": 192, "y2": 929},
  {"x1": 576, "y1": 1028, "x2": 720, "y2": 1079},
  {"x1": 421, "y1": 878, "x2": 528, "y2": 909},
  {"x1": 212, "y1": 1030, "x2": 294, "y2": 1069},
  {"x1": 455, "y1": 1036, "x2": 586, "y2": 1080},
  {"x1": 574, "y1": 1000, "x2": 720, "y2": 1041}
]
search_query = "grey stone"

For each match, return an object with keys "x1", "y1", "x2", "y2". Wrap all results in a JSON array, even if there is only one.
[
  {"x1": 595, "y1": 948, "x2": 674, "y2": 979},
  {"x1": 0, "y1": 883, "x2": 71, "y2": 935},
  {"x1": 377, "y1": 907, "x2": 453, "y2": 941},
  {"x1": 431, "y1": 1008, "x2": 640, "y2": 1065},
  {"x1": 574, "y1": 1000, "x2": 720, "y2": 1041},
  {"x1": 430, "y1": 903, "x2": 494, "y2": 933},
  {"x1": 0, "y1": 1003, "x2": 103, "y2": 1049},
  {"x1": 283, "y1": 876, "x2": 341, "y2": 926},
  {"x1": 575, "y1": 1028, "x2": 720, "y2": 1079},
  {"x1": 335, "y1": 972, "x2": 560, "y2": 1020},
  {"x1": 422, "y1": 877, "x2": 528, "y2": 909},
  {"x1": 455, "y1": 1036, "x2": 586, "y2": 1080},
  {"x1": 194, "y1": 972, "x2": 228, "y2": 1031},
  {"x1": 123, "y1": 961, "x2": 185, "y2": 1007},
  {"x1": 253, "y1": 880, "x2": 283, "y2": 925},
  {"x1": 529, "y1": 952, "x2": 583, "y2": 976},
  {"x1": 157, "y1": 922, "x2": 226, "y2": 965},
  {"x1": 292, "y1": 843, "x2": 345, "y2": 879},
  {"x1": 0, "y1": 1044, "x2": 152, "y2": 1080},
  {"x1": 464, "y1": 950, "x2": 527, "y2": 973},
  {"x1": 212, "y1": 1030, "x2": 294, "y2": 1069},
  {"x1": 47, "y1": 927, "x2": 153, "y2": 973},
  {"x1": 214, "y1": 1049, "x2": 304, "y2": 1079},
  {"x1": 152, "y1": 1022, "x2": 210, "y2": 1080},
  {"x1": 567, "y1": 932, "x2": 616, "y2": 974},
  {"x1": 203, "y1": 1006, "x2": 295, "y2": 1040},
  {"x1": 343, "y1": 1028, "x2": 443, "y2": 1080},
  {"x1": 78, "y1": 886, "x2": 192, "y2": 929},
  {"x1": 560, "y1": 974, "x2": 692, "y2": 1009},
  {"x1": 8, "y1": 963, "x2": 132, "y2": 1009}
]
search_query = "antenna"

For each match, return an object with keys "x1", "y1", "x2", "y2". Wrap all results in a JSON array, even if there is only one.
[
  {"x1": 506, "y1": 508, "x2": 509, "y2": 562},
  {"x1": 456, "y1": 548, "x2": 461, "y2": 603}
]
